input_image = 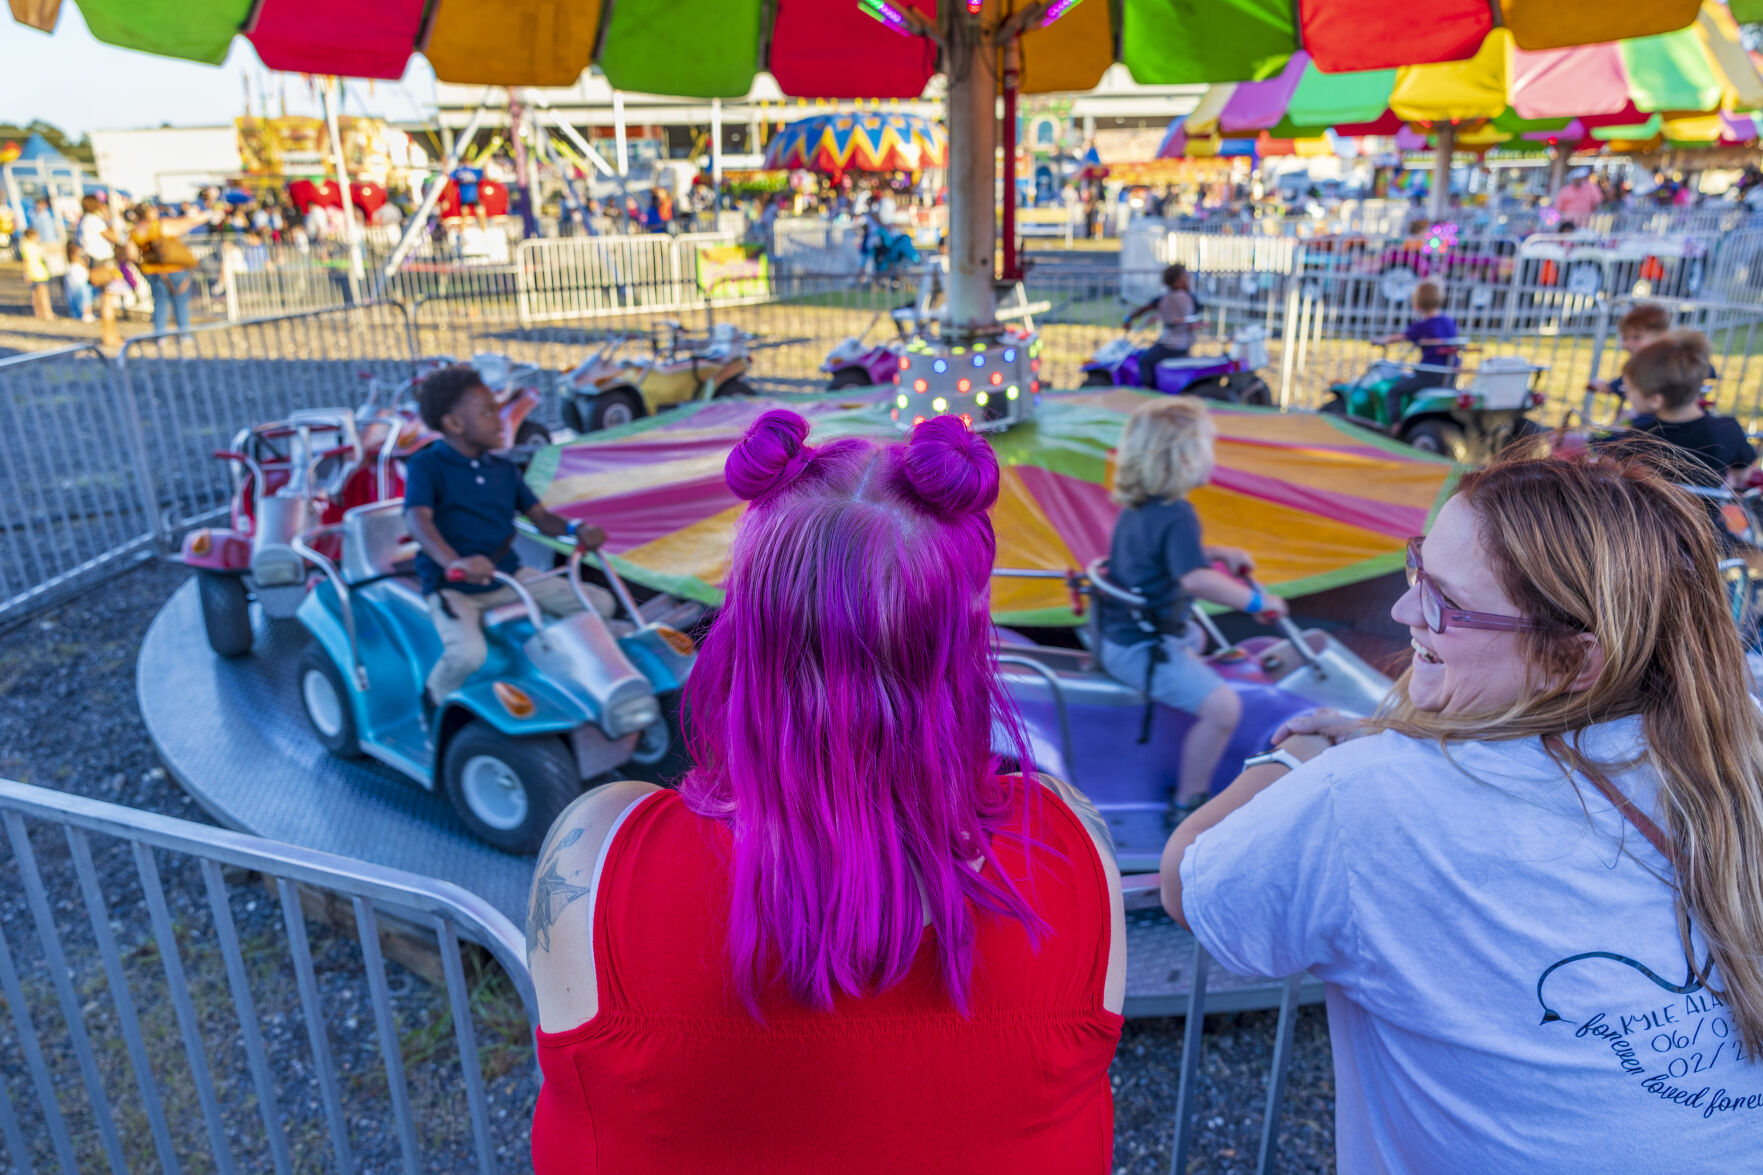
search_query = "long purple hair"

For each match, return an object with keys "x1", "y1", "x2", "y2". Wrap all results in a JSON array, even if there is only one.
[{"x1": 679, "y1": 409, "x2": 1043, "y2": 1015}]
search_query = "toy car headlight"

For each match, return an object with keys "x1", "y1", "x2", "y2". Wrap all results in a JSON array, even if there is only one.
[{"x1": 607, "y1": 696, "x2": 661, "y2": 738}]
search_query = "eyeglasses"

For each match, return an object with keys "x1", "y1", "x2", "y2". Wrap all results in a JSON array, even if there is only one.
[{"x1": 1405, "y1": 538, "x2": 1551, "y2": 634}]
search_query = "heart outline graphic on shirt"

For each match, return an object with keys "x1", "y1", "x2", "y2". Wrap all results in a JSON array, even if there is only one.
[{"x1": 1536, "y1": 950, "x2": 1706, "y2": 1026}]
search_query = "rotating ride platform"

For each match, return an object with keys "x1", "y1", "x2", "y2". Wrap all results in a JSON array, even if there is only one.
[{"x1": 140, "y1": 577, "x2": 1324, "y2": 1017}]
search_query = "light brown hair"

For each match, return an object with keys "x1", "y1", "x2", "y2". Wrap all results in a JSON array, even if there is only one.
[
  {"x1": 1622, "y1": 331, "x2": 1711, "y2": 410},
  {"x1": 1112, "y1": 396, "x2": 1216, "y2": 507},
  {"x1": 1377, "y1": 444, "x2": 1763, "y2": 1055},
  {"x1": 1412, "y1": 280, "x2": 1444, "y2": 314},
  {"x1": 1619, "y1": 302, "x2": 1671, "y2": 337}
]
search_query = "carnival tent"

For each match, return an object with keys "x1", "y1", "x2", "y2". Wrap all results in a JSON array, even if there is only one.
[
  {"x1": 523, "y1": 391, "x2": 1457, "y2": 626},
  {"x1": 761, "y1": 112, "x2": 947, "y2": 176},
  {"x1": 10, "y1": 0, "x2": 1703, "y2": 94}
]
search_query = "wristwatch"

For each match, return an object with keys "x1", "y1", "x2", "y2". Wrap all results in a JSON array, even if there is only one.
[{"x1": 1241, "y1": 748, "x2": 1306, "y2": 775}]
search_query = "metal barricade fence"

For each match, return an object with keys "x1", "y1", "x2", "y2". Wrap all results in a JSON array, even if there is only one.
[
  {"x1": 117, "y1": 303, "x2": 417, "y2": 541},
  {"x1": 1276, "y1": 269, "x2": 1609, "y2": 415},
  {"x1": 0, "y1": 347, "x2": 156, "y2": 626},
  {"x1": 1585, "y1": 295, "x2": 1763, "y2": 430},
  {"x1": 0, "y1": 777, "x2": 536, "y2": 1174},
  {"x1": 514, "y1": 233, "x2": 745, "y2": 325}
]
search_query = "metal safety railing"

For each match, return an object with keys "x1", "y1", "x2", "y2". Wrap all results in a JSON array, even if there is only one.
[
  {"x1": 0, "y1": 345, "x2": 158, "y2": 623},
  {"x1": 0, "y1": 774, "x2": 1316, "y2": 1175},
  {"x1": 0, "y1": 777, "x2": 536, "y2": 1175}
]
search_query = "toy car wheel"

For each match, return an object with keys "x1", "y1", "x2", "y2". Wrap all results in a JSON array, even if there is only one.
[
  {"x1": 1378, "y1": 266, "x2": 1419, "y2": 304},
  {"x1": 586, "y1": 389, "x2": 644, "y2": 432},
  {"x1": 827, "y1": 368, "x2": 871, "y2": 389},
  {"x1": 1219, "y1": 372, "x2": 1272, "y2": 406},
  {"x1": 443, "y1": 723, "x2": 579, "y2": 854},
  {"x1": 1081, "y1": 369, "x2": 1114, "y2": 387},
  {"x1": 514, "y1": 419, "x2": 553, "y2": 448},
  {"x1": 714, "y1": 377, "x2": 756, "y2": 399},
  {"x1": 297, "y1": 645, "x2": 360, "y2": 757},
  {"x1": 1403, "y1": 419, "x2": 1470, "y2": 462},
  {"x1": 197, "y1": 570, "x2": 253, "y2": 658},
  {"x1": 1564, "y1": 263, "x2": 1603, "y2": 298},
  {"x1": 1319, "y1": 394, "x2": 1347, "y2": 416}
]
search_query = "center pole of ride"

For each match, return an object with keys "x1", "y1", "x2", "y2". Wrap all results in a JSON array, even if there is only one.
[
  {"x1": 943, "y1": 4, "x2": 999, "y2": 339},
  {"x1": 1000, "y1": 36, "x2": 1022, "y2": 284},
  {"x1": 1428, "y1": 122, "x2": 1455, "y2": 221}
]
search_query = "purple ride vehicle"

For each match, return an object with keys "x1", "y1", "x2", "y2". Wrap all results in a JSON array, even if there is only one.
[
  {"x1": 1081, "y1": 325, "x2": 1275, "y2": 405},
  {"x1": 993, "y1": 560, "x2": 1391, "y2": 871}
]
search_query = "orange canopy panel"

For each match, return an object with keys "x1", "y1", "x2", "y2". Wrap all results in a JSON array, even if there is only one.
[
  {"x1": 1017, "y1": 0, "x2": 1114, "y2": 94},
  {"x1": 1498, "y1": 0, "x2": 1703, "y2": 51},
  {"x1": 425, "y1": 0, "x2": 603, "y2": 87},
  {"x1": 9, "y1": 0, "x2": 60, "y2": 33}
]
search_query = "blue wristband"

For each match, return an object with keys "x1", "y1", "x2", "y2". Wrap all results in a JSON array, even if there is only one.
[
  {"x1": 565, "y1": 520, "x2": 579, "y2": 538},
  {"x1": 1245, "y1": 587, "x2": 1264, "y2": 615}
]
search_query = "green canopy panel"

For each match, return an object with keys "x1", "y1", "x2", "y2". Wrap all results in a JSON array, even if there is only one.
[
  {"x1": 1285, "y1": 65, "x2": 1398, "y2": 126},
  {"x1": 75, "y1": 0, "x2": 250, "y2": 65},
  {"x1": 597, "y1": 0, "x2": 763, "y2": 98},
  {"x1": 1490, "y1": 108, "x2": 1575, "y2": 134},
  {"x1": 1619, "y1": 26, "x2": 1725, "y2": 113},
  {"x1": 1591, "y1": 113, "x2": 1664, "y2": 140},
  {"x1": 1120, "y1": 0, "x2": 1295, "y2": 85}
]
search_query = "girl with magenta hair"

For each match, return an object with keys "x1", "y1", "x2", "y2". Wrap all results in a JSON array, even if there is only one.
[{"x1": 527, "y1": 409, "x2": 1126, "y2": 1174}]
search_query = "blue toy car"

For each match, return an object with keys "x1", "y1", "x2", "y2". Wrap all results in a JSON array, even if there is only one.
[{"x1": 290, "y1": 500, "x2": 698, "y2": 853}]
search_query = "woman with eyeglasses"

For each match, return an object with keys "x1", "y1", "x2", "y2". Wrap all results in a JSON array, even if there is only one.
[{"x1": 1160, "y1": 446, "x2": 1763, "y2": 1172}]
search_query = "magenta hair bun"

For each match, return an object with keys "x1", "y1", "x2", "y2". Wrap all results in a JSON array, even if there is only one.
[
  {"x1": 726, "y1": 409, "x2": 815, "y2": 501},
  {"x1": 903, "y1": 415, "x2": 999, "y2": 516}
]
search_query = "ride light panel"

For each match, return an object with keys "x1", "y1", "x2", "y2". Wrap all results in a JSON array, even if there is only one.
[{"x1": 892, "y1": 330, "x2": 1041, "y2": 435}]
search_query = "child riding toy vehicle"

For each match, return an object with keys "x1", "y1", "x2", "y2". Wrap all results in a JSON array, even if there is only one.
[
  {"x1": 1081, "y1": 322, "x2": 1274, "y2": 406},
  {"x1": 993, "y1": 559, "x2": 1392, "y2": 870},
  {"x1": 559, "y1": 321, "x2": 755, "y2": 433},
  {"x1": 361, "y1": 352, "x2": 553, "y2": 461},
  {"x1": 290, "y1": 502, "x2": 699, "y2": 853},
  {"x1": 183, "y1": 353, "x2": 553, "y2": 659},
  {"x1": 1322, "y1": 342, "x2": 1547, "y2": 461}
]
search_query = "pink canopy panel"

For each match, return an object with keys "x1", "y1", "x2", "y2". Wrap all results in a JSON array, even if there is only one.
[{"x1": 247, "y1": 0, "x2": 428, "y2": 80}]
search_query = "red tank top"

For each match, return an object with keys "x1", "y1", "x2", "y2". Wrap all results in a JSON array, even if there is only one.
[{"x1": 531, "y1": 777, "x2": 1123, "y2": 1174}]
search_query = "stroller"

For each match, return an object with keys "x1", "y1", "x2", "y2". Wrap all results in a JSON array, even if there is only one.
[{"x1": 867, "y1": 224, "x2": 920, "y2": 280}]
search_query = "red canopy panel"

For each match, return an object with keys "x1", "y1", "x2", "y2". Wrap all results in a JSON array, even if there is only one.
[
  {"x1": 248, "y1": 0, "x2": 425, "y2": 80},
  {"x1": 1300, "y1": 0, "x2": 1491, "y2": 73},
  {"x1": 768, "y1": 0, "x2": 937, "y2": 99}
]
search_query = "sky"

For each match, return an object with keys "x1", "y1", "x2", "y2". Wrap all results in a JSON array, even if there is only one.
[{"x1": 0, "y1": 5, "x2": 439, "y2": 137}]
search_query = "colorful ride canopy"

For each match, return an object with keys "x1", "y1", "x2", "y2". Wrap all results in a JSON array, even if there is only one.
[
  {"x1": 523, "y1": 392, "x2": 1456, "y2": 626},
  {"x1": 760, "y1": 113, "x2": 947, "y2": 176},
  {"x1": 12, "y1": 0, "x2": 1702, "y2": 96},
  {"x1": 1167, "y1": 2, "x2": 1761, "y2": 146}
]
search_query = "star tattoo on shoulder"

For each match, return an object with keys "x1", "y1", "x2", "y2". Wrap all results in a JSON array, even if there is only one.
[{"x1": 527, "y1": 826, "x2": 591, "y2": 957}]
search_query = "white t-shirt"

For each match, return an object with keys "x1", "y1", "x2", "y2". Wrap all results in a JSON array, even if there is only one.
[
  {"x1": 77, "y1": 213, "x2": 114, "y2": 262},
  {"x1": 1181, "y1": 718, "x2": 1762, "y2": 1174}
]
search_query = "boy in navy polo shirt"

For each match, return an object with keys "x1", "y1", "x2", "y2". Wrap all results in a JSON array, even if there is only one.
[{"x1": 404, "y1": 365, "x2": 611, "y2": 715}]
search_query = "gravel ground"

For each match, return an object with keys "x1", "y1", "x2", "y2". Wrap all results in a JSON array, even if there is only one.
[{"x1": 0, "y1": 559, "x2": 1335, "y2": 1173}]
